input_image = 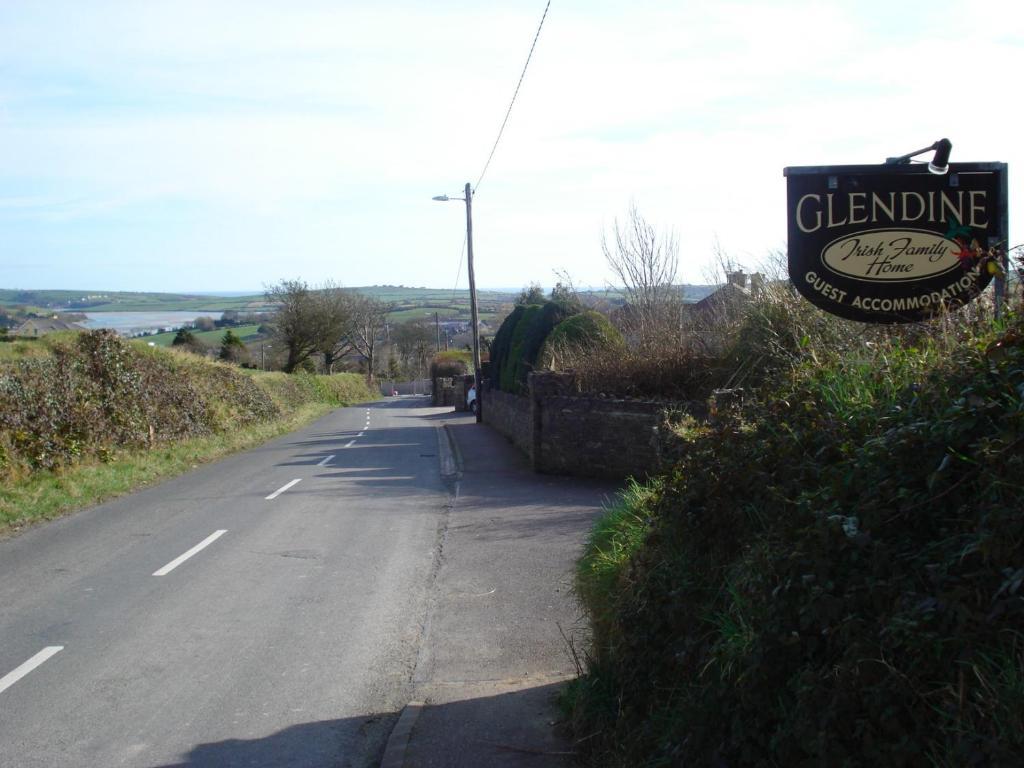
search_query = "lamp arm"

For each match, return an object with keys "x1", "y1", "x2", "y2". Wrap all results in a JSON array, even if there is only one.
[{"x1": 885, "y1": 138, "x2": 952, "y2": 166}]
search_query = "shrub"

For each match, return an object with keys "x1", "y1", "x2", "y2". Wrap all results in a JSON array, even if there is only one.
[
  {"x1": 568, "y1": 312, "x2": 1024, "y2": 766},
  {"x1": 490, "y1": 300, "x2": 578, "y2": 393},
  {"x1": 0, "y1": 330, "x2": 374, "y2": 481},
  {"x1": 538, "y1": 311, "x2": 623, "y2": 371},
  {"x1": 430, "y1": 350, "x2": 470, "y2": 379},
  {"x1": 571, "y1": 344, "x2": 722, "y2": 401},
  {"x1": 489, "y1": 305, "x2": 526, "y2": 392}
]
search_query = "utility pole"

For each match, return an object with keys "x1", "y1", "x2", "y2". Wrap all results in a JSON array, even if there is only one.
[
  {"x1": 464, "y1": 182, "x2": 482, "y2": 423},
  {"x1": 435, "y1": 312, "x2": 440, "y2": 352},
  {"x1": 432, "y1": 182, "x2": 483, "y2": 423}
]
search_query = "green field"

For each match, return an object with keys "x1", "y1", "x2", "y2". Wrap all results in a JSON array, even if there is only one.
[{"x1": 142, "y1": 324, "x2": 264, "y2": 347}]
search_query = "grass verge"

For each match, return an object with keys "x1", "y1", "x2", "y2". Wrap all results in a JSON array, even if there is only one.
[
  {"x1": 0, "y1": 402, "x2": 337, "y2": 537},
  {"x1": 0, "y1": 330, "x2": 379, "y2": 537}
]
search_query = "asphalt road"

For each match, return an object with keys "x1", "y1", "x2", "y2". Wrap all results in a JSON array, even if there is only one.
[{"x1": 0, "y1": 397, "x2": 451, "y2": 768}]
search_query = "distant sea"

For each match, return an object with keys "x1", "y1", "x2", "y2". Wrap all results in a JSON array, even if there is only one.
[{"x1": 81, "y1": 311, "x2": 224, "y2": 335}]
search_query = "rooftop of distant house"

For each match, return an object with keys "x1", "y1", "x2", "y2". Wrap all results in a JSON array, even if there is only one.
[{"x1": 11, "y1": 316, "x2": 87, "y2": 337}]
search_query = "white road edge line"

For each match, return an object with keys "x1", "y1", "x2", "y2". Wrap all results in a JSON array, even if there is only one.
[
  {"x1": 316, "y1": 455, "x2": 335, "y2": 467},
  {"x1": 0, "y1": 646, "x2": 64, "y2": 696},
  {"x1": 153, "y1": 530, "x2": 227, "y2": 576},
  {"x1": 265, "y1": 478, "x2": 301, "y2": 500}
]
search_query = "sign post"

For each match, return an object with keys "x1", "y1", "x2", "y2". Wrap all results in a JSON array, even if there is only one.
[{"x1": 784, "y1": 160, "x2": 1008, "y2": 323}]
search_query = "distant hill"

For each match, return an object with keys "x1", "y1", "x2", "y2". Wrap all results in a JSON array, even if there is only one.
[
  {"x1": 0, "y1": 283, "x2": 721, "y2": 315},
  {"x1": 0, "y1": 289, "x2": 268, "y2": 313}
]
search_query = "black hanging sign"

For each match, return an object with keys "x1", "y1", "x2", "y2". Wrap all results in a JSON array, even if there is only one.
[{"x1": 784, "y1": 162, "x2": 1008, "y2": 323}]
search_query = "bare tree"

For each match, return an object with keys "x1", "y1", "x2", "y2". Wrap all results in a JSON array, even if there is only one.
[
  {"x1": 602, "y1": 203, "x2": 683, "y2": 347},
  {"x1": 265, "y1": 279, "x2": 321, "y2": 373},
  {"x1": 392, "y1": 321, "x2": 434, "y2": 379},
  {"x1": 314, "y1": 281, "x2": 358, "y2": 374},
  {"x1": 346, "y1": 295, "x2": 389, "y2": 384}
]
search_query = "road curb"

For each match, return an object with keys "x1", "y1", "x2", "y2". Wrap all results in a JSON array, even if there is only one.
[
  {"x1": 379, "y1": 701, "x2": 424, "y2": 768},
  {"x1": 437, "y1": 424, "x2": 463, "y2": 482},
  {"x1": 443, "y1": 424, "x2": 464, "y2": 475}
]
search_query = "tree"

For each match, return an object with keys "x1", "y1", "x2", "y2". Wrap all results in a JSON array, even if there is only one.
[
  {"x1": 602, "y1": 203, "x2": 683, "y2": 348},
  {"x1": 194, "y1": 316, "x2": 217, "y2": 332},
  {"x1": 346, "y1": 295, "x2": 388, "y2": 384},
  {"x1": 171, "y1": 327, "x2": 205, "y2": 355},
  {"x1": 217, "y1": 309, "x2": 238, "y2": 327},
  {"x1": 392, "y1": 321, "x2": 434, "y2": 379},
  {"x1": 515, "y1": 282, "x2": 546, "y2": 305},
  {"x1": 265, "y1": 279, "x2": 320, "y2": 373},
  {"x1": 313, "y1": 282, "x2": 358, "y2": 374},
  {"x1": 386, "y1": 353, "x2": 401, "y2": 380},
  {"x1": 219, "y1": 329, "x2": 249, "y2": 364}
]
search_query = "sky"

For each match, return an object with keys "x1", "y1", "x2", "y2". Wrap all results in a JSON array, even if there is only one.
[{"x1": 1, "y1": 0, "x2": 1022, "y2": 293}]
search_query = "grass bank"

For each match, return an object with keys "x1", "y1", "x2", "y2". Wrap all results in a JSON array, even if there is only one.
[
  {"x1": 566, "y1": 293, "x2": 1024, "y2": 766},
  {"x1": 0, "y1": 331, "x2": 377, "y2": 535}
]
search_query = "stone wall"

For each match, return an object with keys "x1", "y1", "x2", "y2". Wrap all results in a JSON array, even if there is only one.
[
  {"x1": 481, "y1": 371, "x2": 702, "y2": 480},
  {"x1": 432, "y1": 377, "x2": 458, "y2": 407},
  {"x1": 536, "y1": 396, "x2": 665, "y2": 478},
  {"x1": 482, "y1": 388, "x2": 533, "y2": 457},
  {"x1": 433, "y1": 374, "x2": 478, "y2": 410}
]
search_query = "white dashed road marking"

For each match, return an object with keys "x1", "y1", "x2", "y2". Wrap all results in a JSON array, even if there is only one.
[
  {"x1": 153, "y1": 530, "x2": 227, "y2": 576},
  {"x1": 316, "y1": 455, "x2": 335, "y2": 467},
  {"x1": 0, "y1": 647, "x2": 63, "y2": 696},
  {"x1": 266, "y1": 479, "x2": 302, "y2": 500}
]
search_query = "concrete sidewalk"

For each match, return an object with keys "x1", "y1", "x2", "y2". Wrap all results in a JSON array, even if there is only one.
[{"x1": 382, "y1": 413, "x2": 619, "y2": 767}]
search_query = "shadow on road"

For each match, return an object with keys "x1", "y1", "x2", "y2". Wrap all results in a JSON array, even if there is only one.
[
  {"x1": 152, "y1": 710, "x2": 395, "y2": 768},
  {"x1": 404, "y1": 681, "x2": 575, "y2": 768},
  {"x1": 150, "y1": 681, "x2": 575, "y2": 768}
]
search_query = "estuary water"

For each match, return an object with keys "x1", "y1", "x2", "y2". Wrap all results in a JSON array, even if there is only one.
[{"x1": 81, "y1": 311, "x2": 224, "y2": 335}]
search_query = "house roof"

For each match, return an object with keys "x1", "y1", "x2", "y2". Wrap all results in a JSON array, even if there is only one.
[
  {"x1": 12, "y1": 317, "x2": 87, "y2": 336},
  {"x1": 691, "y1": 281, "x2": 751, "y2": 312}
]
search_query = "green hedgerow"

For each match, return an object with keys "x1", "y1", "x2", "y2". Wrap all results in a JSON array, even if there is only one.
[{"x1": 569, "y1": 311, "x2": 1024, "y2": 767}]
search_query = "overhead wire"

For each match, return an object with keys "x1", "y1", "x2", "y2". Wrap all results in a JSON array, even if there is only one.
[
  {"x1": 445, "y1": 0, "x2": 551, "y2": 307},
  {"x1": 451, "y1": 233, "x2": 467, "y2": 295},
  {"x1": 473, "y1": 0, "x2": 551, "y2": 194}
]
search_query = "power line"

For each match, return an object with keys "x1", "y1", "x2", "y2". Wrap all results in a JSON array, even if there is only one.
[
  {"x1": 451, "y1": 233, "x2": 467, "y2": 296},
  {"x1": 474, "y1": 0, "x2": 551, "y2": 193}
]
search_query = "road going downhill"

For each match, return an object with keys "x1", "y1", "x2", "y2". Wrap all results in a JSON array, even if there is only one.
[{"x1": 0, "y1": 397, "x2": 450, "y2": 767}]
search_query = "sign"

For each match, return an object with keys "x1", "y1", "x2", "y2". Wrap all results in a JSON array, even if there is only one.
[{"x1": 784, "y1": 162, "x2": 1008, "y2": 323}]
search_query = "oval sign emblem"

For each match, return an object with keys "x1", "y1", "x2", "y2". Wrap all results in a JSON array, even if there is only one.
[{"x1": 821, "y1": 229, "x2": 961, "y2": 282}]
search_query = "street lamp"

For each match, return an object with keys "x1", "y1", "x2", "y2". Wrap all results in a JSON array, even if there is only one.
[
  {"x1": 433, "y1": 182, "x2": 483, "y2": 423},
  {"x1": 885, "y1": 138, "x2": 953, "y2": 174}
]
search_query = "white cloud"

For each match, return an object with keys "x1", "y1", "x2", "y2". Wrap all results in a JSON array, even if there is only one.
[{"x1": 0, "y1": 0, "x2": 1021, "y2": 290}]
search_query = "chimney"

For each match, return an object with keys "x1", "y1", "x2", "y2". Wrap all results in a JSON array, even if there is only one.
[
  {"x1": 726, "y1": 269, "x2": 748, "y2": 289},
  {"x1": 750, "y1": 273, "x2": 765, "y2": 295}
]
